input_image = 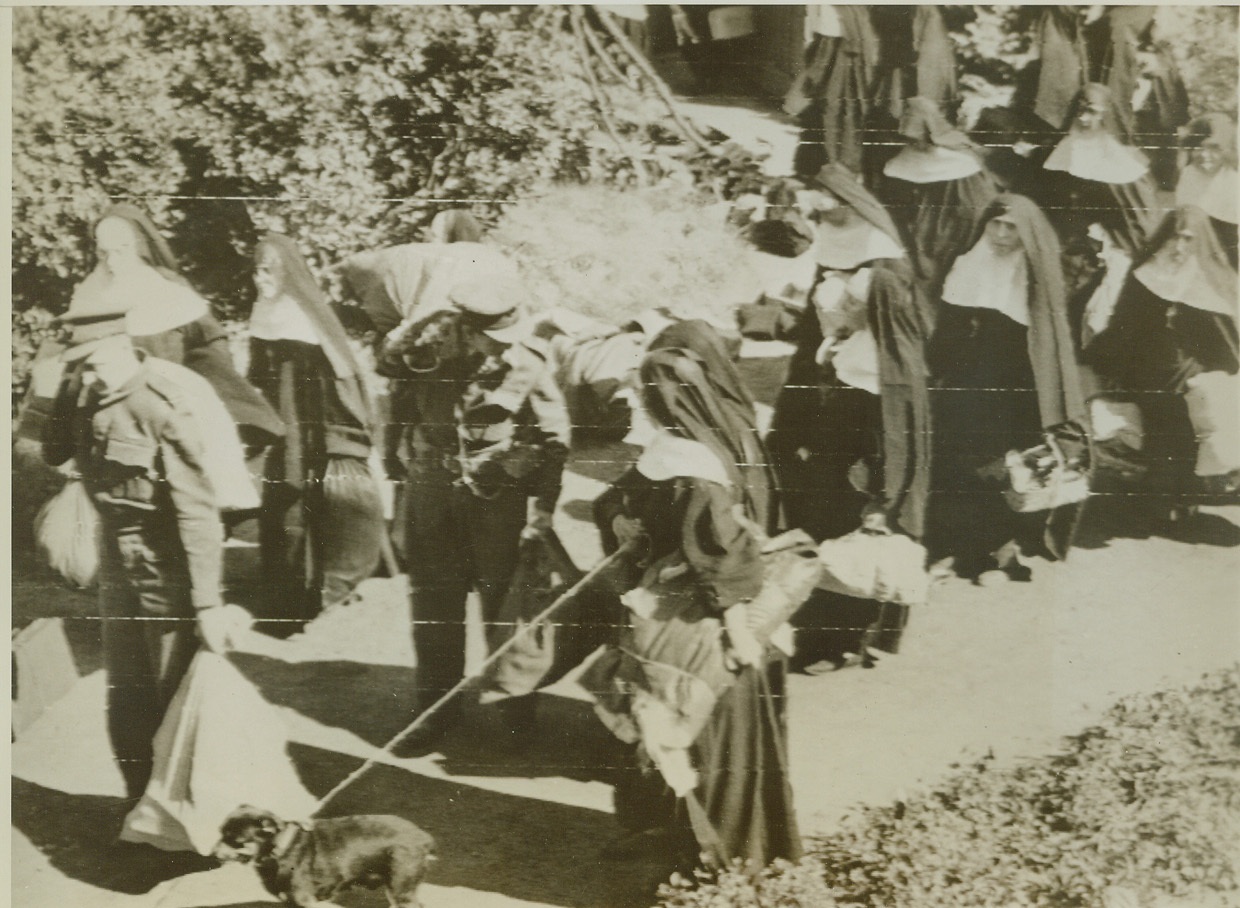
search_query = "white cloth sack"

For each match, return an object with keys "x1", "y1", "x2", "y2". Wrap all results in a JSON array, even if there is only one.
[
  {"x1": 35, "y1": 478, "x2": 100, "y2": 589},
  {"x1": 1090, "y1": 398, "x2": 1144, "y2": 450},
  {"x1": 816, "y1": 529, "x2": 929, "y2": 605},
  {"x1": 121, "y1": 650, "x2": 317, "y2": 855},
  {"x1": 1185, "y1": 371, "x2": 1240, "y2": 476},
  {"x1": 146, "y1": 358, "x2": 261, "y2": 512}
]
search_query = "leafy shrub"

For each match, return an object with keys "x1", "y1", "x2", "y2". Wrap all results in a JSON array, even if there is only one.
[
  {"x1": 11, "y1": 5, "x2": 649, "y2": 318},
  {"x1": 652, "y1": 668, "x2": 1240, "y2": 908},
  {"x1": 816, "y1": 666, "x2": 1240, "y2": 908}
]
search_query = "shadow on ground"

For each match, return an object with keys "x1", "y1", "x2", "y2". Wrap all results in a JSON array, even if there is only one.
[
  {"x1": 230, "y1": 654, "x2": 419, "y2": 748},
  {"x1": 1072, "y1": 495, "x2": 1240, "y2": 550},
  {"x1": 436, "y1": 692, "x2": 623, "y2": 785},
  {"x1": 11, "y1": 777, "x2": 217, "y2": 894},
  {"x1": 290, "y1": 743, "x2": 674, "y2": 908}
]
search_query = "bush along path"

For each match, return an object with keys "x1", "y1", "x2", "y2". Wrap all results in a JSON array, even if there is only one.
[{"x1": 658, "y1": 666, "x2": 1240, "y2": 908}]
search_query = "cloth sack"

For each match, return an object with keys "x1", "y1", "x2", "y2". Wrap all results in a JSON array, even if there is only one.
[
  {"x1": 341, "y1": 242, "x2": 518, "y2": 335},
  {"x1": 1185, "y1": 371, "x2": 1240, "y2": 476},
  {"x1": 816, "y1": 527, "x2": 929, "y2": 605},
  {"x1": 120, "y1": 649, "x2": 317, "y2": 855},
  {"x1": 1089, "y1": 397, "x2": 1144, "y2": 449},
  {"x1": 34, "y1": 478, "x2": 100, "y2": 589}
]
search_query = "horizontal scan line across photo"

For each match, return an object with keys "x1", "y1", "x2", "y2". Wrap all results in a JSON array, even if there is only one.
[{"x1": 10, "y1": 5, "x2": 1240, "y2": 908}]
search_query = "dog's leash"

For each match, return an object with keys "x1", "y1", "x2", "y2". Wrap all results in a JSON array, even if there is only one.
[{"x1": 313, "y1": 539, "x2": 636, "y2": 811}]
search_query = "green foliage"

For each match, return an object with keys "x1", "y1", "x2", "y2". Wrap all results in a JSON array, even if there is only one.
[
  {"x1": 12, "y1": 5, "x2": 640, "y2": 317},
  {"x1": 1155, "y1": 6, "x2": 1239, "y2": 117}
]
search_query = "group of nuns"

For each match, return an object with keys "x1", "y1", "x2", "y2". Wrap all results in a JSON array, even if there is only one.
[{"x1": 732, "y1": 29, "x2": 1237, "y2": 666}]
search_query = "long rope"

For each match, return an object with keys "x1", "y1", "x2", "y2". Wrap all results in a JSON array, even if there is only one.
[{"x1": 313, "y1": 539, "x2": 636, "y2": 811}]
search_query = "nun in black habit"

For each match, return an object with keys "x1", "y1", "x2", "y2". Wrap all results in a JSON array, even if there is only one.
[
  {"x1": 767, "y1": 164, "x2": 932, "y2": 665},
  {"x1": 926, "y1": 195, "x2": 1088, "y2": 582},
  {"x1": 94, "y1": 204, "x2": 284, "y2": 449},
  {"x1": 249, "y1": 233, "x2": 385, "y2": 619},
  {"x1": 1038, "y1": 83, "x2": 1161, "y2": 256},
  {"x1": 1084, "y1": 206, "x2": 1239, "y2": 514},
  {"x1": 591, "y1": 320, "x2": 800, "y2": 875}
]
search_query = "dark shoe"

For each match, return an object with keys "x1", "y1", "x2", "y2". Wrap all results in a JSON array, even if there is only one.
[{"x1": 1004, "y1": 561, "x2": 1033, "y2": 583}]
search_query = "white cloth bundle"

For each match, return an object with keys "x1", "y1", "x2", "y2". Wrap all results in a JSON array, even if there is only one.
[
  {"x1": 121, "y1": 649, "x2": 317, "y2": 855},
  {"x1": 34, "y1": 478, "x2": 100, "y2": 589},
  {"x1": 1090, "y1": 398, "x2": 1144, "y2": 450},
  {"x1": 1185, "y1": 371, "x2": 1240, "y2": 476},
  {"x1": 816, "y1": 529, "x2": 930, "y2": 605}
]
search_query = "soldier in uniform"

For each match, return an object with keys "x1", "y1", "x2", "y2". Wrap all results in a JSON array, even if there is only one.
[
  {"x1": 43, "y1": 299, "x2": 244, "y2": 800},
  {"x1": 379, "y1": 274, "x2": 571, "y2": 752}
]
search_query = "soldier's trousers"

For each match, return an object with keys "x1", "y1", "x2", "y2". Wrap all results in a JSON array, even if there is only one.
[
  {"x1": 98, "y1": 530, "x2": 199, "y2": 799},
  {"x1": 404, "y1": 460, "x2": 527, "y2": 713}
]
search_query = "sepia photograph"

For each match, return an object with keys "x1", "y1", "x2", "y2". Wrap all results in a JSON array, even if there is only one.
[{"x1": 9, "y1": 4, "x2": 1240, "y2": 907}]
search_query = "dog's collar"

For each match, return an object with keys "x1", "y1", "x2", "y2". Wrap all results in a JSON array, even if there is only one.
[{"x1": 271, "y1": 822, "x2": 306, "y2": 861}]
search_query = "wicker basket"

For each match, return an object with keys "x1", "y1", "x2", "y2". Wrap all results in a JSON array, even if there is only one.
[{"x1": 1002, "y1": 434, "x2": 1091, "y2": 513}]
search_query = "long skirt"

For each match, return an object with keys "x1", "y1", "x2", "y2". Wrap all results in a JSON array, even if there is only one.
[
  {"x1": 259, "y1": 455, "x2": 384, "y2": 622},
  {"x1": 613, "y1": 657, "x2": 802, "y2": 873}
]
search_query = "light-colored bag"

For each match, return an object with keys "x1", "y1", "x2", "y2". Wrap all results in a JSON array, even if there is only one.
[
  {"x1": 816, "y1": 527, "x2": 929, "y2": 606},
  {"x1": 1185, "y1": 371, "x2": 1240, "y2": 477},
  {"x1": 34, "y1": 478, "x2": 100, "y2": 589},
  {"x1": 121, "y1": 649, "x2": 316, "y2": 855}
]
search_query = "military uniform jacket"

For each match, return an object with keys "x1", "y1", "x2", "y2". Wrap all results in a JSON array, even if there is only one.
[
  {"x1": 44, "y1": 359, "x2": 224, "y2": 612},
  {"x1": 383, "y1": 331, "x2": 571, "y2": 513}
]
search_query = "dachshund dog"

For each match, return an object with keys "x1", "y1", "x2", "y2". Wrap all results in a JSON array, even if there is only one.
[{"x1": 214, "y1": 806, "x2": 435, "y2": 908}]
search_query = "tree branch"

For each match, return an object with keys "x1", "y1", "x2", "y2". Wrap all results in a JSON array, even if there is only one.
[
  {"x1": 591, "y1": 5, "x2": 716, "y2": 155},
  {"x1": 570, "y1": 6, "x2": 649, "y2": 187}
]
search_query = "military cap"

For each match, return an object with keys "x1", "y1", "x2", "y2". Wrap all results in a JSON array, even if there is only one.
[{"x1": 449, "y1": 274, "x2": 531, "y2": 345}]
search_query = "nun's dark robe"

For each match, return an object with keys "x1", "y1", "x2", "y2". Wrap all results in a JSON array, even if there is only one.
[
  {"x1": 1038, "y1": 167, "x2": 1161, "y2": 256},
  {"x1": 881, "y1": 169, "x2": 1000, "y2": 293},
  {"x1": 788, "y1": 7, "x2": 878, "y2": 177},
  {"x1": 926, "y1": 305, "x2": 1047, "y2": 571},
  {"x1": 593, "y1": 469, "x2": 801, "y2": 873},
  {"x1": 768, "y1": 257, "x2": 931, "y2": 661},
  {"x1": 1084, "y1": 279, "x2": 1239, "y2": 498}
]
